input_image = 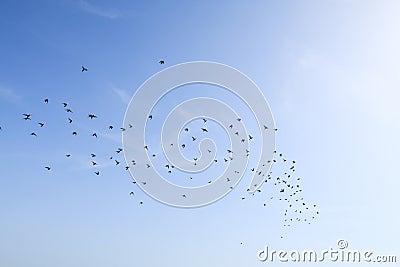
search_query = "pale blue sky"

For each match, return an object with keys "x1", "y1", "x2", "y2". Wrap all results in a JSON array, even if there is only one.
[{"x1": 0, "y1": 1, "x2": 399, "y2": 266}]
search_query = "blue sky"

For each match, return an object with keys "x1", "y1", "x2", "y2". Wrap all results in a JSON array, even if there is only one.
[{"x1": 0, "y1": 1, "x2": 399, "y2": 266}]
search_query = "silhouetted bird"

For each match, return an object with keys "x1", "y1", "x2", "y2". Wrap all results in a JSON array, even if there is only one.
[
  {"x1": 30, "y1": 132, "x2": 37, "y2": 137},
  {"x1": 109, "y1": 125, "x2": 113, "y2": 129},
  {"x1": 38, "y1": 122, "x2": 45, "y2": 127},
  {"x1": 72, "y1": 131, "x2": 77, "y2": 136},
  {"x1": 159, "y1": 60, "x2": 164, "y2": 64},
  {"x1": 88, "y1": 114, "x2": 97, "y2": 119},
  {"x1": 44, "y1": 99, "x2": 49, "y2": 103},
  {"x1": 201, "y1": 128, "x2": 208, "y2": 132},
  {"x1": 45, "y1": 166, "x2": 51, "y2": 171},
  {"x1": 23, "y1": 114, "x2": 31, "y2": 120},
  {"x1": 82, "y1": 66, "x2": 88, "y2": 72},
  {"x1": 94, "y1": 171, "x2": 100, "y2": 175},
  {"x1": 62, "y1": 102, "x2": 68, "y2": 107},
  {"x1": 92, "y1": 133, "x2": 97, "y2": 138},
  {"x1": 68, "y1": 118, "x2": 72, "y2": 123}
]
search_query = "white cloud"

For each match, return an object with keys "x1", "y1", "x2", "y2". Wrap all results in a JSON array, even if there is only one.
[
  {"x1": 79, "y1": 1, "x2": 122, "y2": 19},
  {"x1": 0, "y1": 86, "x2": 22, "y2": 103},
  {"x1": 110, "y1": 84, "x2": 131, "y2": 104}
]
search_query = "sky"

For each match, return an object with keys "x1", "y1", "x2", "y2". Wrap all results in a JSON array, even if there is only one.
[{"x1": 0, "y1": 0, "x2": 399, "y2": 266}]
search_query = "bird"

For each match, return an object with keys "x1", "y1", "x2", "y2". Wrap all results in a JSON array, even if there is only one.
[
  {"x1": 30, "y1": 132, "x2": 37, "y2": 137},
  {"x1": 91, "y1": 161, "x2": 97, "y2": 166},
  {"x1": 115, "y1": 160, "x2": 120, "y2": 165},
  {"x1": 44, "y1": 98, "x2": 49, "y2": 103},
  {"x1": 108, "y1": 125, "x2": 113, "y2": 130},
  {"x1": 88, "y1": 114, "x2": 97, "y2": 119},
  {"x1": 94, "y1": 171, "x2": 100, "y2": 175},
  {"x1": 116, "y1": 148, "x2": 123, "y2": 153},
  {"x1": 184, "y1": 128, "x2": 189, "y2": 132},
  {"x1": 181, "y1": 144, "x2": 185, "y2": 148},
  {"x1": 62, "y1": 102, "x2": 68, "y2": 107},
  {"x1": 91, "y1": 153, "x2": 96, "y2": 157},
  {"x1": 201, "y1": 128, "x2": 208, "y2": 132},
  {"x1": 22, "y1": 114, "x2": 31, "y2": 120},
  {"x1": 159, "y1": 60, "x2": 164, "y2": 64},
  {"x1": 72, "y1": 131, "x2": 77, "y2": 136},
  {"x1": 92, "y1": 133, "x2": 97, "y2": 138},
  {"x1": 192, "y1": 136, "x2": 196, "y2": 141},
  {"x1": 38, "y1": 122, "x2": 45, "y2": 127},
  {"x1": 203, "y1": 118, "x2": 207, "y2": 123},
  {"x1": 130, "y1": 192, "x2": 134, "y2": 196},
  {"x1": 148, "y1": 115, "x2": 153, "y2": 120},
  {"x1": 45, "y1": 166, "x2": 51, "y2": 171},
  {"x1": 68, "y1": 118, "x2": 72, "y2": 123},
  {"x1": 82, "y1": 66, "x2": 88, "y2": 72},
  {"x1": 66, "y1": 154, "x2": 71, "y2": 157},
  {"x1": 65, "y1": 108, "x2": 73, "y2": 113},
  {"x1": 248, "y1": 135, "x2": 253, "y2": 140}
]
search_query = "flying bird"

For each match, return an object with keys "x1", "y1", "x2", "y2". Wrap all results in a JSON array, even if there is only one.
[
  {"x1": 82, "y1": 66, "x2": 88, "y2": 72},
  {"x1": 38, "y1": 122, "x2": 45, "y2": 127},
  {"x1": 45, "y1": 166, "x2": 51, "y2": 171},
  {"x1": 68, "y1": 118, "x2": 73, "y2": 123},
  {"x1": 30, "y1": 132, "x2": 37, "y2": 137},
  {"x1": 44, "y1": 98, "x2": 49, "y2": 103},
  {"x1": 159, "y1": 60, "x2": 164, "y2": 64},
  {"x1": 88, "y1": 114, "x2": 97, "y2": 119}
]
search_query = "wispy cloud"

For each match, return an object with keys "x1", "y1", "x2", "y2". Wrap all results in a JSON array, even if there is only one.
[
  {"x1": 110, "y1": 84, "x2": 131, "y2": 104},
  {"x1": 0, "y1": 86, "x2": 22, "y2": 103},
  {"x1": 79, "y1": 1, "x2": 122, "y2": 19}
]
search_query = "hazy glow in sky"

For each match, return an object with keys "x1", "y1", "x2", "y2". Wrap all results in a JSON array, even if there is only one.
[{"x1": 0, "y1": 1, "x2": 399, "y2": 266}]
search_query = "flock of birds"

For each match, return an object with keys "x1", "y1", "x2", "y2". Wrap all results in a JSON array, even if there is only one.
[{"x1": 0, "y1": 60, "x2": 319, "y2": 240}]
